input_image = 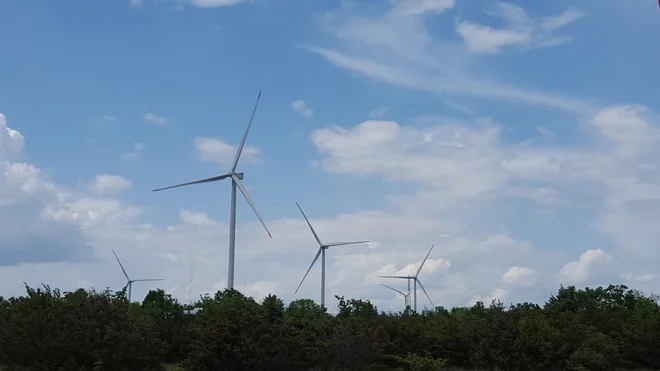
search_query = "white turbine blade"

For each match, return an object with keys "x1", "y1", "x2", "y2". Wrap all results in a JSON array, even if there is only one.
[
  {"x1": 415, "y1": 244, "x2": 435, "y2": 278},
  {"x1": 112, "y1": 250, "x2": 130, "y2": 280},
  {"x1": 381, "y1": 284, "x2": 406, "y2": 296},
  {"x1": 132, "y1": 278, "x2": 164, "y2": 282},
  {"x1": 231, "y1": 90, "x2": 262, "y2": 173},
  {"x1": 123, "y1": 282, "x2": 130, "y2": 291},
  {"x1": 152, "y1": 173, "x2": 229, "y2": 192},
  {"x1": 416, "y1": 279, "x2": 435, "y2": 308},
  {"x1": 326, "y1": 240, "x2": 369, "y2": 247},
  {"x1": 295, "y1": 202, "x2": 323, "y2": 246},
  {"x1": 232, "y1": 174, "x2": 272, "y2": 238},
  {"x1": 379, "y1": 275, "x2": 411, "y2": 279},
  {"x1": 294, "y1": 247, "x2": 322, "y2": 294}
]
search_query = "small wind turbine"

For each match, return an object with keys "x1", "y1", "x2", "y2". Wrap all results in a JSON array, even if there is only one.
[
  {"x1": 294, "y1": 202, "x2": 370, "y2": 307},
  {"x1": 380, "y1": 244, "x2": 436, "y2": 312},
  {"x1": 381, "y1": 284, "x2": 412, "y2": 310},
  {"x1": 112, "y1": 249, "x2": 164, "y2": 302},
  {"x1": 152, "y1": 91, "x2": 271, "y2": 290}
]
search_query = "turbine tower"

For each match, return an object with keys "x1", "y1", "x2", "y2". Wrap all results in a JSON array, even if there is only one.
[
  {"x1": 380, "y1": 244, "x2": 436, "y2": 312},
  {"x1": 294, "y1": 202, "x2": 369, "y2": 307},
  {"x1": 112, "y1": 249, "x2": 164, "y2": 302},
  {"x1": 152, "y1": 91, "x2": 271, "y2": 290},
  {"x1": 381, "y1": 284, "x2": 412, "y2": 310}
]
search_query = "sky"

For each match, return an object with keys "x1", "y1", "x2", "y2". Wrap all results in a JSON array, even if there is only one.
[{"x1": 1, "y1": 0, "x2": 660, "y2": 312}]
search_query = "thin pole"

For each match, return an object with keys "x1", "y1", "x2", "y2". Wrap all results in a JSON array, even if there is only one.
[
  {"x1": 321, "y1": 248, "x2": 326, "y2": 307},
  {"x1": 128, "y1": 282, "x2": 132, "y2": 302},
  {"x1": 407, "y1": 279, "x2": 412, "y2": 308},
  {"x1": 189, "y1": 251, "x2": 193, "y2": 305},
  {"x1": 414, "y1": 279, "x2": 417, "y2": 312},
  {"x1": 228, "y1": 179, "x2": 237, "y2": 290}
]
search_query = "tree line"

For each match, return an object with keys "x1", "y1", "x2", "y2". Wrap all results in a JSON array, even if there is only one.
[{"x1": 0, "y1": 283, "x2": 659, "y2": 371}]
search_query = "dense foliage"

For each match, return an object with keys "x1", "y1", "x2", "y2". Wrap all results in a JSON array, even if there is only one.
[{"x1": 0, "y1": 283, "x2": 659, "y2": 371}]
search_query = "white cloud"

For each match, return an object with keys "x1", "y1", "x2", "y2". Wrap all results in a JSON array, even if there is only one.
[
  {"x1": 470, "y1": 288, "x2": 507, "y2": 306},
  {"x1": 180, "y1": 210, "x2": 217, "y2": 227},
  {"x1": 456, "y1": 3, "x2": 584, "y2": 54},
  {"x1": 558, "y1": 249, "x2": 612, "y2": 284},
  {"x1": 130, "y1": 0, "x2": 143, "y2": 7},
  {"x1": 502, "y1": 266, "x2": 537, "y2": 288},
  {"x1": 292, "y1": 100, "x2": 314, "y2": 119},
  {"x1": 0, "y1": 113, "x2": 25, "y2": 160},
  {"x1": 88, "y1": 175, "x2": 133, "y2": 196},
  {"x1": 194, "y1": 137, "x2": 261, "y2": 166},
  {"x1": 141, "y1": 112, "x2": 167, "y2": 125}
]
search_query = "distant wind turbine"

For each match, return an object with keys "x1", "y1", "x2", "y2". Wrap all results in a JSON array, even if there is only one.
[
  {"x1": 381, "y1": 283, "x2": 412, "y2": 310},
  {"x1": 152, "y1": 91, "x2": 271, "y2": 290},
  {"x1": 380, "y1": 244, "x2": 436, "y2": 312},
  {"x1": 112, "y1": 249, "x2": 163, "y2": 302},
  {"x1": 294, "y1": 202, "x2": 370, "y2": 307}
]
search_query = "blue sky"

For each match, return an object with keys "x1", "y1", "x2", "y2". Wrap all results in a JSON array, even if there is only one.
[{"x1": 1, "y1": 0, "x2": 660, "y2": 311}]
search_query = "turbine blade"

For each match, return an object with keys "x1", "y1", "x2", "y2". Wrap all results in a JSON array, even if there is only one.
[
  {"x1": 231, "y1": 90, "x2": 262, "y2": 173},
  {"x1": 326, "y1": 240, "x2": 369, "y2": 247},
  {"x1": 232, "y1": 175, "x2": 272, "y2": 238},
  {"x1": 152, "y1": 174, "x2": 229, "y2": 192},
  {"x1": 132, "y1": 279, "x2": 164, "y2": 282},
  {"x1": 415, "y1": 244, "x2": 435, "y2": 278},
  {"x1": 123, "y1": 282, "x2": 130, "y2": 291},
  {"x1": 295, "y1": 202, "x2": 323, "y2": 246},
  {"x1": 416, "y1": 279, "x2": 435, "y2": 308},
  {"x1": 112, "y1": 250, "x2": 130, "y2": 280},
  {"x1": 379, "y1": 275, "x2": 411, "y2": 279},
  {"x1": 294, "y1": 247, "x2": 322, "y2": 294},
  {"x1": 381, "y1": 284, "x2": 406, "y2": 296}
]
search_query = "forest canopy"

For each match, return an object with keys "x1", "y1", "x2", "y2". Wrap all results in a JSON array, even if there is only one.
[{"x1": 0, "y1": 283, "x2": 659, "y2": 371}]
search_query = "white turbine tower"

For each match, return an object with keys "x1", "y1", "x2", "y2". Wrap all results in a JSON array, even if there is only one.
[
  {"x1": 152, "y1": 91, "x2": 271, "y2": 290},
  {"x1": 381, "y1": 284, "x2": 412, "y2": 310},
  {"x1": 294, "y1": 202, "x2": 369, "y2": 307},
  {"x1": 112, "y1": 250, "x2": 164, "y2": 302},
  {"x1": 380, "y1": 244, "x2": 436, "y2": 312}
]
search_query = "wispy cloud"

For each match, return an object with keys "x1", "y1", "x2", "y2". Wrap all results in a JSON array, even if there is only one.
[
  {"x1": 456, "y1": 3, "x2": 584, "y2": 54},
  {"x1": 187, "y1": 0, "x2": 249, "y2": 8},
  {"x1": 122, "y1": 143, "x2": 144, "y2": 162},
  {"x1": 307, "y1": 2, "x2": 591, "y2": 114},
  {"x1": 94, "y1": 115, "x2": 116, "y2": 125},
  {"x1": 195, "y1": 137, "x2": 261, "y2": 166},
  {"x1": 129, "y1": 0, "x2": 144, "y2": 7},
  {"x1": 141, "y1": 112, "x2": 167, "y2": 125},
  {"x1": 292, "y1": 100, "x2": 314, "y2": 119},
  {"x1": 368, "y1": 106, "x2": 390, "y2": 119}
]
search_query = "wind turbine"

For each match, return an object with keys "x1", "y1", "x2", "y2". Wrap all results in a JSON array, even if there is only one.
[
  {"x1": 151, "y1": 91, "x2": 271, "y2": 290},
  {"x1": 380, "y1": 244, "x2": 436, "y2": 312},
  {"x1": 381, "y1": 284, "x2": 412, "y2": 310},
  {"x1": 294, "y1": 202, "x2": 369, "y2": 307},
  {"x1": 112, "y1": 249, "x2": 164, "y2": 302}
]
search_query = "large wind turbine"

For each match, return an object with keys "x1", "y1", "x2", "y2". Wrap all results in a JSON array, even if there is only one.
[
  {"x1": 294, "y1": 202, "x2": 369, "y2": 307},
  {"x1": 112, "y1": 250, "x2": 163, "y2": 302},
  {"x1": 381, "y1": 283, "x2": 412, "y2": 310},
  {"x1": 380, "y1": 244, "x2": 436, "y2": 312},
  {"x1": 152, "y1": 91, "x2": 271, "y2": 290}
]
